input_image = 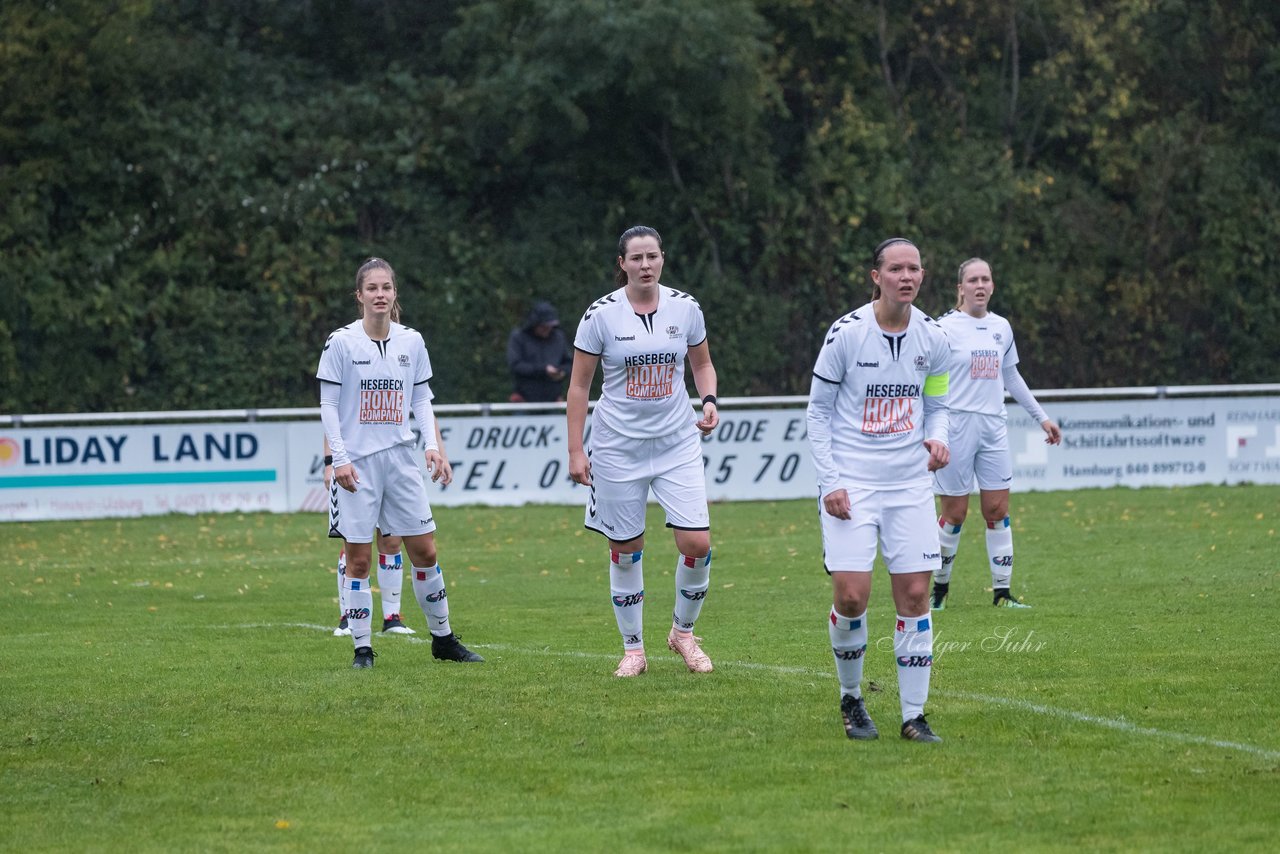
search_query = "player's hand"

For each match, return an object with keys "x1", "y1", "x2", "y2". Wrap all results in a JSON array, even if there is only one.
[
  {"x1": 923, "y1": 439, "x2": 949, "y2": 471},
  {"x1": 323, "y1": 464, "x2": 333, "y2": 491},
  {"x1": 823, "y1": 487, "x2": 851, "y2": 520},
  {"x1": 696, "y1": 401, "x2": 719, "y2": 435},
  {"x1": 334, "y1": 463, "x2": 359, "y2": 492},
  {"x1": 1042, "y1": 419, "x2": 1062, "y2": 445},
  {"x1": 425, "y1": 449, "x2": 453, "y2": 486},
  {"x1": 568, "y1": 449, "x2": 591, "y2": 486}
]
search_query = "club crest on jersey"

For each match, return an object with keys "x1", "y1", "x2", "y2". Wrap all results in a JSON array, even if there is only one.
[
  {"x1": 666, "y1": 325, "x2": 681, "y2": 339},
  {"x1": 399, "y1": 354, "x2": 410, "y2": 367},
  {"x1": 914, "y1": 355, "x2": 927, "y2": 371},
  {"x1": 993, "y1": 332, "x2": 1003, "y2": 343}
]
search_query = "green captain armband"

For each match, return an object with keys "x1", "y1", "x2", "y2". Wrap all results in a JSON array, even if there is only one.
[{"x1": 923, "y1": 371, "x2": 949, "y2": 397}]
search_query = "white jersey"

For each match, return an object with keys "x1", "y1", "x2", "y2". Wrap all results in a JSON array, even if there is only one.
[
  {"x1": 938, "y1": 309, "x2": 1019, "y2": 416},
  {"x1": 574, "y1": 285, "x2": 707, "y2": 440},
  {"x1": 316, "y1": 320, "x2": 433, "y2": 463},
  {"x1": 808, "y1": 303, "x2": 950, "y2": 490}
]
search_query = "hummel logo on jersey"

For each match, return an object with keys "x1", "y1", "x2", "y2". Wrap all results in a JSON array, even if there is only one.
[
  {"x1": 856, "y1": 361, "x2": 879, "y2": 368},
  {"x1": 352, "y1": 359, "x2": 371, "y2": 365},
  {"x1": 615, "y1": 335, "x2": 635, "y2": 341}
]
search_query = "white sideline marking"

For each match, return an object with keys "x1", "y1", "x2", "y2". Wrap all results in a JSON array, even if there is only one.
[
  {"x1": 226, "y1": 623, "x2": 1280, "y2": 762},
  {"x1": 944, "y1": 689, "x2": 1280, "y2": 762}
]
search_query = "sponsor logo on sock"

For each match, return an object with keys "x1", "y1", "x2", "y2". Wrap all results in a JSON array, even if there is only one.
[
  {"x1": 612, "y1": 591, "x2": 644, "y2": 607},
  {"x1": 991, "y1": 555, "x2": 1013, "y2": 567},
  {"x1": 833, "y1": 646, "x2": 867, "y2": 661},
  {"x1": 624, "y1": 634, "x2": 642, "y2": 646},
  {"x1": 345, "y1": 607, "x2": 371, "y2": 619},
  {"x1": 425, "y1": 589, "x2": 447, "y2": 602},
  {"x1": 679, "y1": 589, "x2": 706, "y2": 601},
  {"x1": 896, "y1": 655, "x2": 933, "y2": 667}
]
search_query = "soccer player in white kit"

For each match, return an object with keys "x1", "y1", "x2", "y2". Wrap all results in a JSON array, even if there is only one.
[
  {"x1": 931, "y1": 257, "x2": 1062, "y2": 610},
  {"x1": 324, "y1": 304, "x2": 417, "y2": 638},
  {"x1": 566, "y1": 226, "x2": 720, "y2": 678},
  {"x1": 807, "y1": 237, "x2": 951, "y2": 743},
  {"x1": 317, "y1": 257, "x2": 483, "y2": 668}
]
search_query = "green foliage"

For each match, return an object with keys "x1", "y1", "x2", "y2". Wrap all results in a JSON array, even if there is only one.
[{"x1": 2, "y1": 0, "x2": 1278, "y2": 413}]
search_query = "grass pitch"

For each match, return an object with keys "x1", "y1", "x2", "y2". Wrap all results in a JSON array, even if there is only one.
[{"x1": 2, "y1": 485, "x2": 1278, "y2": 852}]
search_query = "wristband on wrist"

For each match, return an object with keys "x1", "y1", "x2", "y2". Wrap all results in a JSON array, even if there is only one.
[
  {"x1": 323, "y1": 455, "x2": 333, "y2": 465},
  {"x1": 702, "y1": 394, "x2": 717, "y2": 406}
]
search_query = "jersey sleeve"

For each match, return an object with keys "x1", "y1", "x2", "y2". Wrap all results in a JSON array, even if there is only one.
[
  {"x1": 687, "y1": 302, "x2": 708, "y2": 347},
  {"x1": 574, "y1": 305, "x2": 604, "y2": 355},
  {"x1": 1002, "y1": 319, "x2": 1021, "y2": 368},
  {"x1": 811, "y1": 319, "x2": 849, "y2": 384},
  {"x1": 924, "y1": 323, "x2": 952, "y2": 393},
  {"x1": 317, "y1": 331, "x2": 344, "y2": 383},
  {"x1": 414, "y1": 331, "x2": 433, "y2": 387}
]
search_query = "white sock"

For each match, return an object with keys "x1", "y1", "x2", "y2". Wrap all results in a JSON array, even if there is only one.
[
  {"x1": 987, "y1": 517, "x2": 1014, "y2": 589},
  {"x1": 377, "y1": 551, "x2": 404, "y2": 619},
  {"x1": 342, "y1": 575, "x2": 374, "y2": 650},
  {"x1": 895, "y1": 614, "x2": 934, "y2": 721},
  {"x1": 936, "y1": 518, "x2": 961, "y2": 585},
  {"x1": 336, "y1": 550, "x2": 347, "y2": 617},
  {"x1": 829, "y1": 608, "x2": 868, "y2": 699},
  {"x1": 672, "y1": 551, "x2": 711, "y2": 633},
  {"x1": 411, "y1": 564, "x2": 451, "y2": 637},
  {"x1": 609, "y1": 550, "x2": 644, "y2": 651}
]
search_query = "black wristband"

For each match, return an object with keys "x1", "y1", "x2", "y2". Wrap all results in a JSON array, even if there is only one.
[
  {"x1": 702, "y1": 394, "x2": 717, "y2": 406},
  {"x1": 323, "y1": 455, "x2": 333, "y2": 465}
]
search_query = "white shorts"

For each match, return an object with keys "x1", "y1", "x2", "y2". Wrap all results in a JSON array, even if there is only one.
[
  {"x1": 584, "y1": 420, "x2": 709, "y2": 542},
  {"x1": 329, "y1": 444, "x2": 437, "y2": 543},
  {"x1": 933, "y1": 411, "x2": 1012, "y2": 495},
  {"x1": 819, "y1": 484, "x2": 940, "y2": 574}
]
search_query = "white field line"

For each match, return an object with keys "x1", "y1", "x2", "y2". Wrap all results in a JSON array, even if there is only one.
[{"x1": 220, "y1": 623, "x2": 1280, "y2": 762}]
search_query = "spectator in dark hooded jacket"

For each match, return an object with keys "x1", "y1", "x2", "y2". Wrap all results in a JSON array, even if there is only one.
[{"x1": 507, "y1": 301, "x2": 573, "y2": 402}]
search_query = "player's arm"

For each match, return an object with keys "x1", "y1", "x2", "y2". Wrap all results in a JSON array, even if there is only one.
[
  {"x1": 687, "y1": 339, "x2": 719, "y2": 435},
  {"x1": 566, "y1": 348, "x2": 599, "y2": 485},
  {"x1": 411, "y1": 380, "x2": 450, "y2": 483},
  {"x1": 320, "y1": 381, "x2": 358, "y2": 492},
  {"x1": 923, "y1": 335, "x2": 951, "y2": 471},
  {"x1": 1002, "y1": 364, "x2": 1061, "y2": 445},
  {"x1": 806, "y1": 372, "x2": 849, "y2": 519},
  {"x1": 430, "y1": 419, "x2": 455, "y2": 486}
]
